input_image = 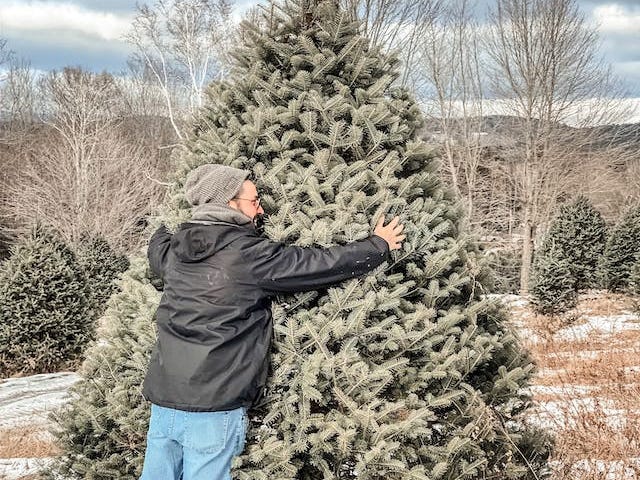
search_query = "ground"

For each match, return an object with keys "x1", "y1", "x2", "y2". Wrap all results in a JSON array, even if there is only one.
[
  {"x1": 502, "y1": 290, "x2": 640, "y2": 479},
  {"x1": 1, "y1": 291, "x2": 639, "y2": 479}
]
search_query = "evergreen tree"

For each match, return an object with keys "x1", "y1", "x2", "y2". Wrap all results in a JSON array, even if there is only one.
[
  {"x1": 0, "y1": 226, "x2": 93, "y2": 375},
  {"x1": 530, "y1": 196, "x2": 606, "y2": 314},
  {"x1": 47, "y1": 257, "x2": 158, "y2": 479},
  {"x1": 530, "y1": 245, "x2": 577, "y2": 315},
  {"x1": 76, "y1": 234, "x2": 130, "y2": 312},
  {"x1": 629, "y1": 253, "x2": 640, "y2": 296},
  {"x1": 541, "y1": 196, "x2": 606, "y2": 290},
  {"x1": 600, "y1": 205, "x2": 640, "y2": 292},
  {"x1": 629, "y1": 254, "x2": 640, "y2": 315},
  {"x1": 50, "y1": 2, "x2": 551, "y2": 478}
]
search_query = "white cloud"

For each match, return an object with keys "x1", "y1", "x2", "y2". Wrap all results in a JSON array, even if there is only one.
[
  {"x1": 593, "y1": 4, "x2": 640, "y2": 34},
  {"x1": 0, "y1": 1, "x2": 133, "y2": 41}
]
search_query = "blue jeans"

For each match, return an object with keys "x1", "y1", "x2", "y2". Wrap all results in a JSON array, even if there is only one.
[{"x1": 140, "y1": 403, "x2": 248, "y2": 480}]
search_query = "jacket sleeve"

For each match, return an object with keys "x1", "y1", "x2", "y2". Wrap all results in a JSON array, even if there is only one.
[
  {"x1": 250, "y1": 235, "x2": 390, "y2": 294},
  {"x1": 147, "y1": 225, "x2": 172, "y2": 279}
]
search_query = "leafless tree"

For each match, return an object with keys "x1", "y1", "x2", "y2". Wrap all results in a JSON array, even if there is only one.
[
  {"x1": 1, "y1": 58, "x2": 38, "y2": 129},
  {"x1": 126, "y1": 0, "x2": 235, "y2": 141},
  {"x1": 0, "y1": 42, "x2": 42, "y2": 253},
  {"x1": 484, "y1": 0, "x2": 633, "y2": 293},
  {"x1": 3, "y1": 68, "x2": 167, "y2": 251},
  {"x1": 0, "y1": 39, "x2": 11, "y2": 75},
  {"x1": 413, "y1": 0, "x2": 485, "y2": 226}
]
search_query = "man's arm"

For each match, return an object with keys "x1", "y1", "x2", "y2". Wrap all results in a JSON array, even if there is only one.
[
  {"x1": 147, "y1": 225, "x2": 172, "y2": 279},
  {"x1": 251, "y1": 235, "x2": 390, "y2": 294}
]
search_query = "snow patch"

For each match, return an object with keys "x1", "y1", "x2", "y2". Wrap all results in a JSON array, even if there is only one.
[
  {"x1": 0, "y1": 457, "x2": 54, "y2": 479},
  {"x1": 484, "y1": 293, "x2": 530, "y2": 308},
  {"x1": 516, "y1": 327, "x2": 542, "y2": 344},
  {"x1": 529, "y1": 397, "x2": 631, "y2": 430},
  {"x1": 0, "y1": 372, "x2": 81, "y2": 429},
  {"x1": 569, "y1": 458, "x2": 640, "y2": 480},
  {"x1": 553, "y1": 314, "x2": 640, "y2": 342},
  {"x1": 527, "y1": 384, "x2": 596, "y2": 397}
]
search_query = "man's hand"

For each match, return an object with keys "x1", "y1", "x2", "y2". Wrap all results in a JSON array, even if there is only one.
[{"x1": 374, "y1": 215, "x2": 405, "y2": 251}]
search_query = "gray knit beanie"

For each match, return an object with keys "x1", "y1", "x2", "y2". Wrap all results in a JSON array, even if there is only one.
[{"x1": 184, "y1": 164, "x2": 250, "y2": 206}]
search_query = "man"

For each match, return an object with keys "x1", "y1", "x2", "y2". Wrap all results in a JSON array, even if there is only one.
[{"x1": 140, "y1": 164, "x2": 405, "y2": 480}]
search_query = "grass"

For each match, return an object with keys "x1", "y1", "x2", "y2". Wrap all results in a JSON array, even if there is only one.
[
  {"x1": 513, "y1": 291, "x2": 640, "y2": 479},
  {"x1": 0, "y1": 426, "x2": 59, "y2": 459}
]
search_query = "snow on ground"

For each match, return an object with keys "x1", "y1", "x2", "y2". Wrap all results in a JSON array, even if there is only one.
[
  {"x1": 569, "y1": 458, "x2": 640, "y2": 480},
  {"x1": 552, "y1": 313, "x2": 640, "y2": 342},
  {"x1": 484, "y1": 293, "x2": 530, "y2": 308},
  {"x1": 0, "y1": 457, "x2": 54, "y2": 480},
  {"x1": 529, "y1": 396, "x2": 630, "y2": 430},
  {"x1": 0, "y1": 372, "x2": 80, "y2": 480},
  {"x1": 527, "y1": 384, "x2": 597, "y2": 396},
  {"x1": 515, "y1": 327, "x2": 543, "y2": 344},
  {"x1": 0, "y1": 372, "x2": 80, "y2": 429}
]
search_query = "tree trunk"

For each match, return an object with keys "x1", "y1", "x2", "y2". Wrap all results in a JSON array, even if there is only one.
[{"x1": 520, "y1": 219, "x2": 536, "y2": 295}]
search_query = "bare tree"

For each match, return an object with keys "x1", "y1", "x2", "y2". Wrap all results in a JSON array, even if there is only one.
[
  {"x1": 0, "y1": 42, "x2": 42, "y2": 254},
  {"x1": 3, "y1": 68, "x2": 166, "y2": 251},
  {"x1": 484, "y1": 0, "x2": 632, "y2": 293},
  {"x1": 126, "y1": 0, "x2": 235, "y2": 141},
  {"x1": 414, "y1": 0, "x2": 485, "y2": 225},
  {"x1": 0, "y1": 38, "x2": 11, "y2": 78},
  {"x1": 1, "y1": 58, "x2": 38, "y2": 129}
]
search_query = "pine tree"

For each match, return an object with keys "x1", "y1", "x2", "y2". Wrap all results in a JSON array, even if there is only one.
[
  {"x1": 530, "y1": 196, "x2": 606, "y2": 314},
  {"x1": 541, "y1": 196, "x2": 606, "y2": 290},
  {"x1": 530, "y1": 245, "x2": 577, "y2": 315},
  {"x1": 50, "y1": 1, "x2": 551, "y2": 478},
  {"x1": 629, "y1": 254, "x2": 640, "y2": 316},
  {"x1": 76, "y1": 234, "x2": 130, "y2": 312},
  {"x1": 0, "y1": 226, "x2": 94, "y2": 375},
  {"x1": 628, "y1": 253, "x2": 640, "y2": 296},
  {"x1": 47, "y1": 257, "x2": 159, "y2": 479},
  {"x1": 600, "y1": 205, "x2": 640, "y2": 292}
]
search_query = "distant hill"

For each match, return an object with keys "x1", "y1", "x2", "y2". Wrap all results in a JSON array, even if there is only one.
[{"x1": 422, "y1": 114, "x2": 640, "y2": 151}]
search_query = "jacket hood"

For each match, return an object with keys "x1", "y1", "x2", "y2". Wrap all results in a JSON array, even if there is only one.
[{"x1": 171, "y1": 222, "x2": 252, "y2": 263}]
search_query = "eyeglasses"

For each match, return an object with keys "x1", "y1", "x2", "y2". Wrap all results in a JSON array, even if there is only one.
[{"x1": 233, "y1": 196, "x2": 261, "y2": 207}]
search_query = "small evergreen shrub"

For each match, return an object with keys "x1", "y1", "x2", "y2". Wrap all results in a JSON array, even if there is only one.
[
  {"x1": 531, "y1": 197, "x2": 606, "y2": 314},
  {"x1": 630, "y1": 253, "x2": 640, "y2": 295},
  {"x1": 485, "y1": 246, "x2": 522, "y2": 294},
  {"x1": 548, "y1": 196, "x2": 607, "y2": 289},
  {"x1": 600, "y1": 205, "x2": 640, "y2": 292},
  {"x1": 0, "y1": 226, "x2": 94, "y2": 375},
  {"x1": 629, "y1": 255, "x2": 640, "y2": 316},
  {"x1": 530, "y1": 245, "x2": 577, "y2": 315},
  {"x1": 47, "y1": 257, "x2": 159, "y2": 479},
  {"x1": 76, "y1": 234, "x2": 130, "y2": 313}
]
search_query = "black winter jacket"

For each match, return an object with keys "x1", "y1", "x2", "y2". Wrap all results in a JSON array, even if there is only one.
[{"x1": 142, "y1": 220, "x2": 389, "y2": 412}]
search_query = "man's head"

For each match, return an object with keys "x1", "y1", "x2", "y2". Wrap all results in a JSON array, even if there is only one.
[
  {"x1": 184, "y1": 164, "x2": 264, "y2": 220},
  {"x1": 227, "y1": 179, "x2": 264, "y2": 220}
]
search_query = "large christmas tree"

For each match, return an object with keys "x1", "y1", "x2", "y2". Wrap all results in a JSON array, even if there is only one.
[{"x1": 50, "y1": 1, "x2": 551, "y2": 478}]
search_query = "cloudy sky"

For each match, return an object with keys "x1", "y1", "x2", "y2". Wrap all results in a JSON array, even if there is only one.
[{"x1": 0, "y1": 0, "x2": 638, "y2": 96}]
